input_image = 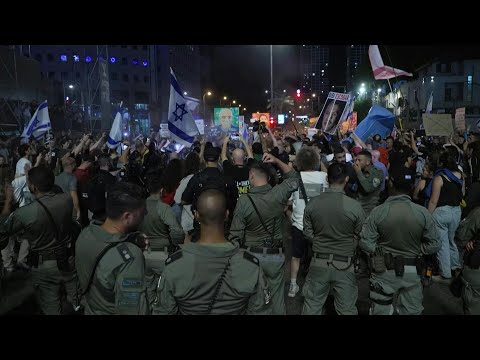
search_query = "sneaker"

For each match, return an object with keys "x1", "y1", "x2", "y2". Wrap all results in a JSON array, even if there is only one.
[
  {"x1": 288, "y1": 283, "x2": 300, "y2": 298},
  {"x1": 431, "y1": 275, "x2": 452, "y2": 285}
]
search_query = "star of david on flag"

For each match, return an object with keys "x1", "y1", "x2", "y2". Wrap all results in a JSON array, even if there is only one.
[
  {"x1": 167, "y1": 68, "x2": 199, "y2": 147},
  {"x1": 173, "y1": 103, "x2": 188, "y2": 121}
]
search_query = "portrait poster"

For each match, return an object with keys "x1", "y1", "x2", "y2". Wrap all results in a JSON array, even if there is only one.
[
  {"x1": 314, "y1": 92, "x2": 350, "y2": 134},
  {"x1": 214, "y1": 107, "x2": 239, "y2": 134}
]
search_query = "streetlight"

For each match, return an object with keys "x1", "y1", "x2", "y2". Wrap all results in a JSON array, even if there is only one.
[
  {"x1": 265, "y1": 90, "x2": 268, "y2": 94},
  {"x1": 243, "y1": 107, "x2": 246, "y2": 111},
  {"x1": 68, "y1": 84, "x2": 74, "y2": 89},
  {"x1": 232, "y1": 100, "x2": 236, "y2": 104},
  {"x1": 203, "y1": 91, "x2": 212, "y2": 121},
  {"x1": 184, "y1": 91, "x2": 188, "y2": 96}
]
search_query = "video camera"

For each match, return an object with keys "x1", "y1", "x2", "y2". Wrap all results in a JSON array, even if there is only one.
[{"x1": 252, "y1": 121, "x2": 269, "y2": 134}]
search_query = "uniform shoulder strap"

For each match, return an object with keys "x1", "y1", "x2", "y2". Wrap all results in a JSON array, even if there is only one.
[
  {"x1": 206, "y1": 255, "x2": 233, "y2": 315},
  {"x1": 81, "y1": 241, "x2": 122, "y2": 298},
  {"x1": 298, "y1": 175, "x2": 309, "y2": 204}
]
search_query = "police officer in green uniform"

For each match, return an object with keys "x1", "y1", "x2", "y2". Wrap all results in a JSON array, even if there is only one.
[
  {"x1": 139, "y1": 174, "x2": 184, "y2": 309},
  {"x1": 455, "y1": 204, "x2": 480, "y2": 315},
  {"x1": 353, "y1": 150, "x2": 384, "y2": 216},
  {"x1": 75, "y1": 182, "x2": 149, "y2": 315},
  {"x1": 359, "y1": 167, "x2": 440, "y2": 315},
  {"x1": 0, "y1": 166, "x2": 78, "y2": 315},
  {"x1": 154, "y1": 189, "x2": 271, "y2": 315},
  {"x1": 229, "y1": 154, "x2": 299, "y2": 315},
  {"x1": 302, "y1": 163, "x2": 365, "y2": 315}
]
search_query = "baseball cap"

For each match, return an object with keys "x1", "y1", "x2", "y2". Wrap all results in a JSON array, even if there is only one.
[
  {"x1": 203, "y1": 146, "x2": 220, "y2": 162},
  {"x1": 390, "y1": 167, "x2": 415, "y2": 190}
]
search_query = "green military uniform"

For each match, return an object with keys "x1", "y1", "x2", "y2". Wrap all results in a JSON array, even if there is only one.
[
  {"x1": 138, "y1": 194, "x2": 184, "y2": 308},
  {"x1": 153, "y1": 241, "x2": 271, "y2": 315},
  {"x1": 75, "y1": 222, "x2": 149, "y2": 315},
  {"x1": 302, "y1": 188, "x2": 365, "y2": 315},
  {"x1": 356, "y1": 166, "x2": 384, "y2": 216},
  {"x1": 455, "y1": 206, "x2": 480, "y2": 315},
  {"x1": 360, "y1": 195, "x2": 440, "y2": 315},
  {"x1": 229, "y1": 169, "x2": 299, "y2": 315},
  {"x1": 0, "y1": 192, "x2": 78, "y2": 315}
]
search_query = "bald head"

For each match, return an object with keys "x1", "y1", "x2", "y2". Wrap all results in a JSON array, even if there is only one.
[
  {"x1": 197, "y1": 189, "x2": 227, "y2": 226},
  {"x1": 371, "y1": 150, "x2": 380, "y2": 163},
  {"x1": 232, "y1": 148, "x2": 245, "y2": 165}
]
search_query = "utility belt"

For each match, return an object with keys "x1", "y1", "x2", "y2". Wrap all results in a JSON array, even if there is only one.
[
  {"x1": 242, "y1": 246, "x2": 283, "y2": 255},
  {"x1": 464, "y1": 250, "x2": 480, "y2": 270},
  {"x1": 27, "y1": 242, "x2": 74, "y2": 272},
  {"x1": 313, "y1": 252, "x2": 354, "y2": 272},
  {"x1": 369, "y1": 252, "x2": 424, "y2": 276}
]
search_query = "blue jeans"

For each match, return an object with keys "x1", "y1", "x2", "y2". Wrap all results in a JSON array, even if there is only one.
[
  {"x1": 433, "y1": 206, "x2": 461, "y2": 278},
  {"x1": 171, "y1": 203, "x2": 182, "y2": 224}
]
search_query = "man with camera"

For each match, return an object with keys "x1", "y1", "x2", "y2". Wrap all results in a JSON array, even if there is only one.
[
  {"x1": 359, "y1": 167, "x2": 440, "y2": 315},
  {"x1": 0, "y1": 166, "x2": 79, "y2": 314},
  {"x1": 221, "y1": 134, "x2": 254, "y2": 196},
  {"x1": 182, "y1": 146, "x2": 238, "y2": 241},
  {"x1": 75, "y1": 182, "x2": 149, "y2": 315},
  {"x1": 229, "y1": 153, "x2": 299, "y2": 315}
]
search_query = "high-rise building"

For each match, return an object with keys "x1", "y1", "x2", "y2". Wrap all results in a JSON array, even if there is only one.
[
  {"x1": 300, "y1": 45, "x2": 330, "y2": 97},
  {"x1": 346, "y1": 45, "x2": 368, "y2": 91}
]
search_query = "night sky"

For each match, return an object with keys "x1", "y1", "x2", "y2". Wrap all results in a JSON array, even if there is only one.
[{"x1": 207, "y1": 44, "x2": 480, "y2": 113}]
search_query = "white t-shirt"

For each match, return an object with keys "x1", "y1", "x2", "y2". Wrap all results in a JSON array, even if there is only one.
[
  {"x1": 174, "y1": 174, "x2": 194, "y2": 232},
  {"x1": 15, "y1": 158, "x2": 32, "y2": 177},
  {"x1": 11, "y1": 175, "x2": 34, "y2": 207},
  {"x1": 290, "y1": 171, "x2": 328, "y2": 231}
]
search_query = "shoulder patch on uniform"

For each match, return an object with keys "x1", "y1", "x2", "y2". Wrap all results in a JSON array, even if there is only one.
[
  {"x1": 165, "y1": 250, "x2": 183, "y2": 266},
  {"x1": 243, "y1": 251, "x2": 260, "y2": 266},
  {"x1": 372, "y1": 178, "x2": 381, "y2": 188},
  {"x1": 116, "y1": 243, "x2": 134, "y2": 262}
]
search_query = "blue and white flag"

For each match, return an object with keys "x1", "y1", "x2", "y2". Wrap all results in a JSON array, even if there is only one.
[
  {"x1": 426, "y1": 91, "x2": 433, "y2": 114},
  {"x1": 21, "y1": 100, "x2": 51, "y2": 142},
  {"x1": 107, "y1": 110, "x2": 123, "y2": 149},
  {"x1": 168, "y1": 68, "x2": 199, "y2": 147}
]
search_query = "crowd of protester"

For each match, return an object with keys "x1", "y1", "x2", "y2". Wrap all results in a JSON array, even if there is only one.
[{"x1": 0, "y1": 122, "x2": 480, "y2": 315}]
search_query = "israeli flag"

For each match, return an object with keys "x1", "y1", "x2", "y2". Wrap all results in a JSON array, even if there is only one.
[
  {"x1": 426, "y1": 91, "x2": 433, "y2": 114},
  {"x1": 168, "y1": 68, "x2": 199, "y2": 147},
  {"x1": 107, "y1": 110, "x2": 123, "y2": 149},
  {"x1": 21, "y1": 100, "x2": 51, "y2": 142}
]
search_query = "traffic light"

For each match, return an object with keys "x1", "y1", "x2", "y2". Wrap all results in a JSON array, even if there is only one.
[{"x1": 296, "y1": 89, "x2": 301, "y2": 98}]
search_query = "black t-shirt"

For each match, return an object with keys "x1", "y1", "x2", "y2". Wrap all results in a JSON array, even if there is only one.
[
  {"x1": 222, "y1": 158, "x2": 254, "y2": 196},
  {"x1": 49, "y1": 147, "x2": 61, "y2": 170}
]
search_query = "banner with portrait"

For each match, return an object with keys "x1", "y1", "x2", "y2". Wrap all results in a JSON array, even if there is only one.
[
  {"x1": 314, "y1": 92, "x2": 351, "y2": 134},
  {"x1": 214, "y1": 107, "x2": 239, "y2": 134}
]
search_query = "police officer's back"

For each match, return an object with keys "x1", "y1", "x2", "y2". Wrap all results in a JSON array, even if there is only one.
[
  {"x1": 75, "y1": 182, "x2": 149, "y2": 315},
  {"x1": 359, "y1": 167, "x2": 440, "y2": 315},
  {"x1": 229, "y1": 153, "x2": 299, "y2": 315},
  {"x1": 139, "y1": 174, "x2": 184, "y2": 309},
  {"x1": 303, "y1": 163, "x2": 365, "y2": 315},
  {"x1": 154, "y1": 190, "x2": 270, "y2": 315},
  {"x1": 0, "y1": 166, "x2": 78, "y2": 315}
]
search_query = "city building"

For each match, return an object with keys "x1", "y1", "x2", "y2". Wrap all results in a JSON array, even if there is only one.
[
  {"x1": 382, "y1": 58, "x2": 480, "y2": 131},
  {"x1": 14, "y1": 45, "x2": 202, "y2": 133}
]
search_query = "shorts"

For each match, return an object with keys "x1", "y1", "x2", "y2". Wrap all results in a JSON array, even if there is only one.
[{"x1": 291, "y1": 225, "x2": 306, "y2": 259}]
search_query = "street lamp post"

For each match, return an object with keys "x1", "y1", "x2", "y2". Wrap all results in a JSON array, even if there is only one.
[
  {"x1": 203, "y1": 91, "x2": 212, "y2": 121},
  {"x1": 270, "y1": 45, "x2": 273, "y2": 117}
]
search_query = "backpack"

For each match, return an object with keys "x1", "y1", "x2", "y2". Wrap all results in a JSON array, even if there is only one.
[{"x1": 192, "y1": 170, "x2": 234, "y2": 212}]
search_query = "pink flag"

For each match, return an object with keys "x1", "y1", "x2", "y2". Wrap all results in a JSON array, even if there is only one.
[{"x1": 369, "y1": 45, "x2": 413, "y2": 80}]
